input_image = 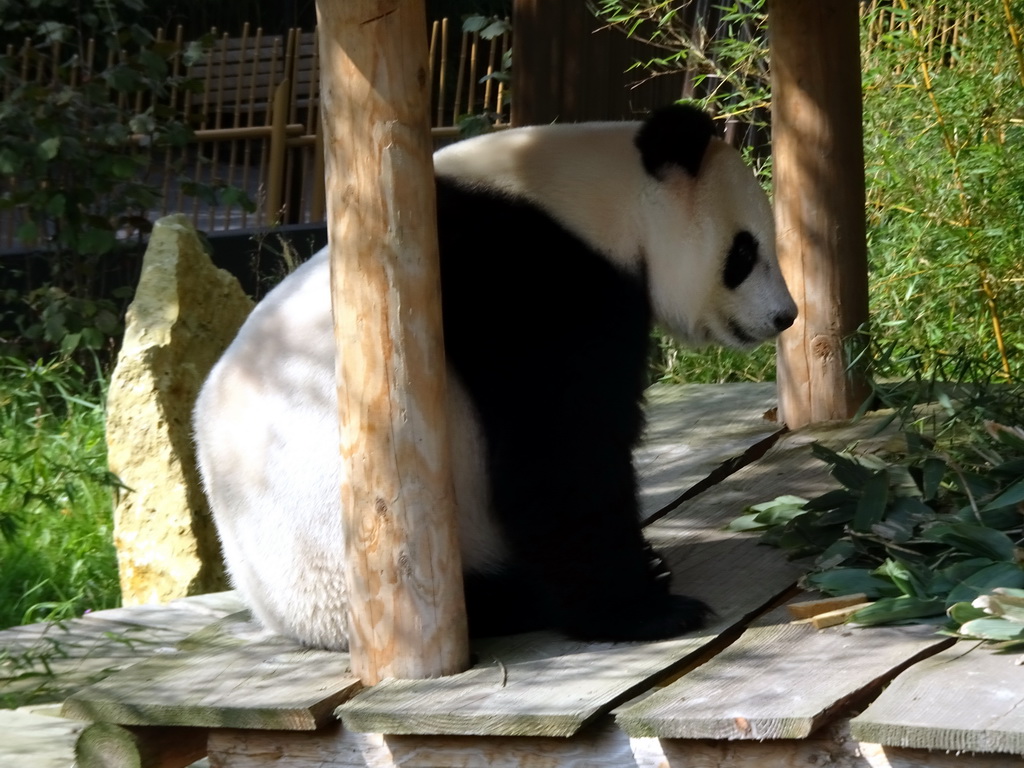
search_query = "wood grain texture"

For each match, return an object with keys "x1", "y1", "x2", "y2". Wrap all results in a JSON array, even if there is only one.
[
  {"x1": 616, "y1": 606, "x2": 952, "y2": 739},
  {"x1": 0, "y1": 618, "x2": 194, "y2": 706},
  {"x1": 0, "y1": 591, "x2": 244, "y2": 706},
  {"x1": 210, "y1": 718, "x2": 1011, "y2": 768},
  {"x1": 770, "y1": 0, "x2": 870, "y2": 428},
  {"x1": 335, "y1": 411, "x2": 902, "y2": 738},
  {"x1": 852, "y1": 642, "x2": 1024, "y2": 755},
  {"x1": 316, "y1": 0, "x2": 469, "y2": 684},
  {"x1": 61, "y1": 615, "x2": 359, "y2": 730},
  {"x1": 636, "y1": 382, "x2": 781, "y2": 520},
  {"x1": 75, "y1": 721, "x2": 208, "y2": 768}
]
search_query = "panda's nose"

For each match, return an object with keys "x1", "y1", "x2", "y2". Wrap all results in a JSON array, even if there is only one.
[{"x1": 773, "y1": 311, "x2": 797, "y2": 332}]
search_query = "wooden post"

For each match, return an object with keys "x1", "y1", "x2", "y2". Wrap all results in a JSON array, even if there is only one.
[
  {"x1": 770, "y1": 0, "x2": 871, "y2": 428},
  {"x1": 315, "y1": 0, "x2": 469, "y2": 684}
]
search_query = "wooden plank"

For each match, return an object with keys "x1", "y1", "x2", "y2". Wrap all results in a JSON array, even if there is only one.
[
  {"x1": 852, "y1": 642, "x2": 1024, "y2": 755},
  {"x1": 83, "y1": 590, "x2": 245, "y2": 633},
  {"x1": 335, "y1": 410, "x2": 902, "y2": 737},
  {"x1": 61, "y1": 614, "x2": 360, "y2": 730},
  {"x1": 0, "y1": 708, "x2": 86, "y2": 768},
  {"x1": 166, "y1": 590, "x2": 248, "y2": 618},
  {"x1": 0, "y1": 617, "x2": 197, "y2": 706},
  {"x1": 636, "y1": 382, "x2": 780, "y2": 519},
  {"x1": 616, "y1": 604, "x2": 953, "y2": 739},
  {"x1": 210, "y1": 717, "x2": 1010, "y2": 768}
]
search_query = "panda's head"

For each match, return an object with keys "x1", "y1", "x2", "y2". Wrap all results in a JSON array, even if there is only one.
[{"x1": 633, "y1": 105, "x2": 797, "y2": 349}]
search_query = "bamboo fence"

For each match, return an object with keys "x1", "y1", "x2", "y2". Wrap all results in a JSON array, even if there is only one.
[{"x1": 0, "y1": 19, "x2": 511, "y2": 248}]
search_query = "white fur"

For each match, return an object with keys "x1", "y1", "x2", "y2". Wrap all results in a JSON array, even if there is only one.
[{"x1": 194, "y1": 121, "x2": 795, "y2": 650}]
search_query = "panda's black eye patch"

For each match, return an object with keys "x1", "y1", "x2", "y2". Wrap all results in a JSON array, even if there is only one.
[{"x1": 723, "y1": 231, "x2": 759, "y2": 290}]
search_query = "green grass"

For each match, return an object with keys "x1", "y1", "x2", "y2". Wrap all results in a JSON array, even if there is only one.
[{"x1": 0, "y1": 356, "x2": 122, "y2": 629}]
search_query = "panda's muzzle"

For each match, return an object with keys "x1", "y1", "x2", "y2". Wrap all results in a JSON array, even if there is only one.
[
  {"x1": 773, "y1": 310, "x2": 797, "y2": 333},
  {"x1": 727, "y1": 320, "x2": 757, "y2": 345},
  {"x1": 728, "y1": 309, "x2": 796, "y2": 347}
]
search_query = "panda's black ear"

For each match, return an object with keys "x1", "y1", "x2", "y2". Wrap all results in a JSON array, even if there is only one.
[{"x1": 634, "y1": 104, "x2": 718, "y2": 179}]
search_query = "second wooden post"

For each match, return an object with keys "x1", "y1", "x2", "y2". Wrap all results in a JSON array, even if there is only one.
[
  {"x1": 316, "y1": 0, "x2": 469, "y2": 684},
  {"x1": 770, "y1": 0, "x2": 871, "y2": 428}
]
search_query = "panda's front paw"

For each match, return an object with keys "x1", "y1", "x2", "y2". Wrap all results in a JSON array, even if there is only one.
[
  {"x1": 562, "y1": 591, "x2": 712, "y2": 643},
  {"x1": 623, "y1": 593, "x2": 713, "y2": 641}
]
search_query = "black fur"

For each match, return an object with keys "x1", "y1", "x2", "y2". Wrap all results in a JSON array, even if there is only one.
[
  {"x1": 634, "y1": 103, "x2": 717, "y2": 179},
  {"x1": 436, "y1": 176, "x2": 711, "y2": 641},
  {"x1": 724, "y1": 231, "x2": 759, "y2": 289}
]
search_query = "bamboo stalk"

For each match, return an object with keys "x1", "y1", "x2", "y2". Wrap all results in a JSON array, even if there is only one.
[
  {"x1": 220, "y1": 22, "x2": 250, "y2": 230},
  {"x1": 496, "y1": 22, "x2": 509, "y2": 121},
  {"x1": 452, "y1": 24, "x2": 469, "y2": 121},
  {"x1": 240, "y1": 27, "x2": 264, "y2": 229},
  {"x1": 896, "y1": 0, "x2": 1012, "y2": 378},
  {"x1": 467, "y1": 31, "x2": 480, "y2": 115},
  {"x1": 264, "y1": 78, "x2": 289, "y2": 225},
  {"x1": 1001, "y1": 0, "x2": 1024, "y2": 86},
  {"x1": 483, "y1": 32, "x2": 497, "y2": 112}
]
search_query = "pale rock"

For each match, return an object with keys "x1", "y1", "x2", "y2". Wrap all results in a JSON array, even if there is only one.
[{"x1": 107, "y1": 214, "x2": 253, "y2": 605}]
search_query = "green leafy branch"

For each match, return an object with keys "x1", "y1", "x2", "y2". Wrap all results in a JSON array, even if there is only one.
[{"x1": 731, "y1": 409, "x2": 1024, "y2": 639}]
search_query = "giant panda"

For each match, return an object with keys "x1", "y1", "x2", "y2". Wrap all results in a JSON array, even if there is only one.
[{"x1": 193, "y1": 104, "x2": 797, "y2": 651}]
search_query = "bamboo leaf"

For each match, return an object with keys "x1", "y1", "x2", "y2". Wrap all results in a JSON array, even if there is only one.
[
  {"x1": 804, "y1": 568, "x2": 902, "y2": 599},
  {"x1": 922, "y1": 457, "x2": 946, "y2": 501},
  {"x1": 945, "y1": 562, "x2": 1024, "y2": 607},
  {"x1": 724, "y1": 514, "x2": 768, "y2": 532},
  {"x1": 852, "y1": 469, "x2": 890, "y2": 532},
  {"x1": 804, "y1": 488, "x2": 856, "y2": 511},
  {"x1": 948, "y1": 600, "x2": 988, "y2": 624},
  {"x1": 975, "y1": 590, "x2": 1024, "y2": 623},
  {"x1": 921, "y1": 522, "x2": 1016, "y2": 562},
  {"x1": 810, "y1": 443, "x2": 874, "y2": 489},
  {"x1": 982, "y1": 477, "x2": 1024, "y2": 511},
  {"x1": 875, "y1": 559, "x2": 932, "y2": 598},
  {"x1": 957, "y1": 617, "x2": 1024, "y2": 642},
  {"x1": 849, "y1": 596, "x2": 944, "y2": 625}
]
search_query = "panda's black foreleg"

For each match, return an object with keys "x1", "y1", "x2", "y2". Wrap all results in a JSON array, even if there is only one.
[
  {"x1": 483, "y1": 433, "x2": 712, "y2": 643},
  {"x1": 462, "y1": 567, "x2": 549, "y2": 637}
]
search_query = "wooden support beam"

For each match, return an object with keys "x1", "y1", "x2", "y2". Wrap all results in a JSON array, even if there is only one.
[
  {"x1": 770, "y1": 0, "x2": 870, "y2": 428},
  {"x1": 75, "y1": 722, "x2": 207, "y2": 768},
  {"x1": 314, "y1": 0, "x2": 469, "y2": 684}
]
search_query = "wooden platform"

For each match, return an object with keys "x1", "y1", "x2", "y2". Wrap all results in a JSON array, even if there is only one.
[{"x1": 2, "y1": 383, "x2": 1021, "y2": 767}]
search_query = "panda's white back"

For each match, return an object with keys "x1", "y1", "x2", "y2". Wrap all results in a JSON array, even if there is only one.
[
  {"x1": 193, "y1": 253, "x2": 348, "y2": 647},
  {"x1": 193, "y1": 250, "x2": 502, "y2": 650}
]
